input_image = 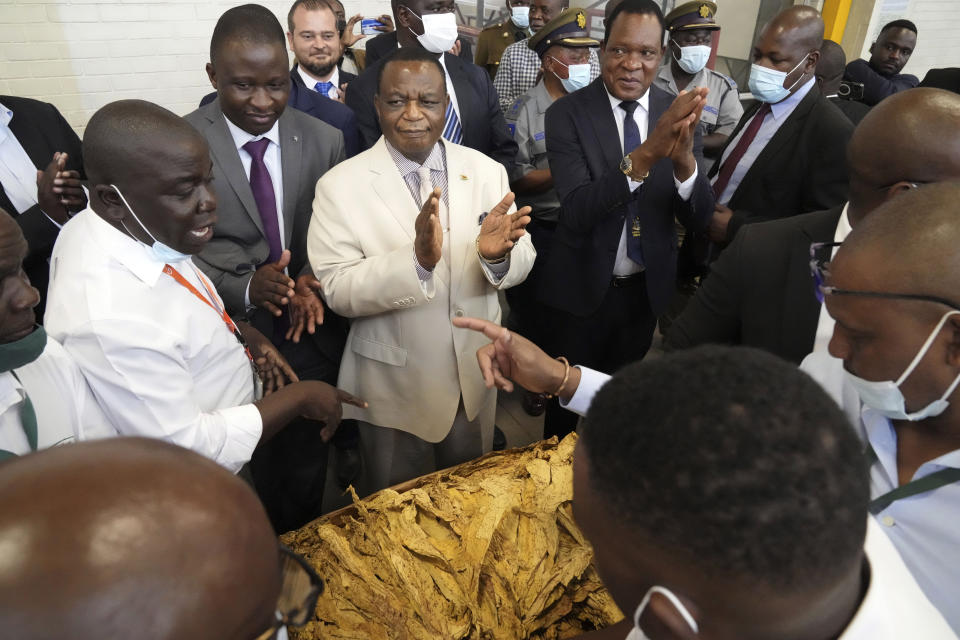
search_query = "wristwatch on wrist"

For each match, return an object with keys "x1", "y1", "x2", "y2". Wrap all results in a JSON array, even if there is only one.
[{"x1": 619, "y1": 154, "x2": 650, "y2": 182}]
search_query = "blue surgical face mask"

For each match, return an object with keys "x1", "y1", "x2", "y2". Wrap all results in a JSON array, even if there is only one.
[
  {"x1": 549, "y1": 56, "x2": 592, "y2": 93},
  {"x1": 748, "y1": 54, "x2": 809, "y2": 103},
  {"x1": 111, "y1": 184, "x2": 193, "y2": 264},
  {"x1": 845, "y1": 309, "x2": 960, "y2": 422},
  {"x1": 628, "y1": 585, "x2": 699, "y2": 640},
  {"x1": 672, "y1": 42, "x2": 711, "y2": 74},
  {"x1": 511, "y1": 5, "x2": 530, "y2": 29}
]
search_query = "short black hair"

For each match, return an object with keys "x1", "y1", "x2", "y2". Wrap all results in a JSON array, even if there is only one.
[
  {"x1": 375, "y1": 48, "x2": 447, "y2": 97},
  {"x1": 287, "y1": 0, "x2": 336, "y2": 34},
  {"x1": 580, "y1": 345, "x2": 869, "y2": 593},
  {"x1": 604, "y1": 0, "x2": 665, "y2": 44},
  {"x1": 880, "y1": 19, "x2": 917, "y2": 36},
  {"x1": 210, "y1": 4, "x2": 286, "y2": 65},
  {"x1": 816, "y1": 39, "x2": 846, "y2": 86}
]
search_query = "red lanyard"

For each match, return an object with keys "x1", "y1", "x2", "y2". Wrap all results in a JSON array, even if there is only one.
[{"x1": 163, "y1": 264, "x2": 252, "y2": 362}]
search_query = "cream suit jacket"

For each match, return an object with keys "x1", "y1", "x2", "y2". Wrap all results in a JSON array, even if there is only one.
[{"x1": 307, "y1": 138, "x2": 535, "y2": 442}]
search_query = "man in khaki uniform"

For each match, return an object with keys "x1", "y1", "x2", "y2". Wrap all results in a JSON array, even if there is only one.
[
  {"x1": 474, "y1": 0, "x2": 533, "y2": 78},
  {"x1": 652, "y1": 1, "x2": 742, "y2": 162}
]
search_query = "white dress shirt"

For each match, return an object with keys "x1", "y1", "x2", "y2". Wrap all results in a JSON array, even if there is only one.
[
  {"x1": 0, "y1": 102, "x2": 39, "y2": 214},
  {"x1": 0, "y1": 337, "x2": 111, "y2": 455},
  {"x1": 812, "y1": 203, "x2": 852, "y2": 353},
  {"x1": 299, "y1": 64, "x2": 341, "y2": 99},
  {"x1": 437, "y1": 54, "x2": 463, "y2": 125},
  {"x1": 45, "y1": 209, "x2": 263, "y2": 473},
  {"x1": 604, "y1": 87, "x2": 698, "y2": 276},
  {"x1": 714, "y1": 77, "x2": 816, "y2": 205},
  {"x1": 801, "y1": 351, "x2": 960, "y2": 632}
]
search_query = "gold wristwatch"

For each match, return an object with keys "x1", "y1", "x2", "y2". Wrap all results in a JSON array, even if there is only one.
[{"x1": 619, "y1": 154, "x2": 650, "y2": 182}]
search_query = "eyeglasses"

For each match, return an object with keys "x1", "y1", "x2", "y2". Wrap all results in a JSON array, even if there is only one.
[
  {"x1": 809, "y1": 241, "x2": 960, "y2": 309},
  {"x1": 253, "y1": 545, "x2": 325, "y2": 640}
]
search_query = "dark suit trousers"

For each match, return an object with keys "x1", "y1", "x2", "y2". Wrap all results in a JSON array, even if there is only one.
[{"x1": 540, "y1": 274, "x2": 657, "y2": 439}]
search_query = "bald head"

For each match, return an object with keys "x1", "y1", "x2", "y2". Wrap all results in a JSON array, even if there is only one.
[
  {"x1": 83, "y1": 100, "x2": 206, "y2": 187},
  {"x1": 0, "y1": 439, "x2": 280, "y2": 640},
  {"x1": 837, "y1": 182, "x2": 960, "y2": 307},
  {"x1": 816, "y1": 39, "x2": 846, "y2": 92},
  {"x1": 762, "y1": 6, "x2": 824, "y2": 53},
  {"x1": 847, "y1": 88, "x2": 960, "y2": 224}
]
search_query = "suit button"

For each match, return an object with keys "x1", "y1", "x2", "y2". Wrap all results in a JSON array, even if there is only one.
[{"x1": 455, "y1": 309, "x2": 464, "y2": 317}]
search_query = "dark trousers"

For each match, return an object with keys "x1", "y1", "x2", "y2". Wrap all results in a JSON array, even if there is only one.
[
  {"x1": 249, "y1": 328, "x2": 351, "y2": 534},
  {"x1": 505, "y1": 218, "x2": 555, "y2": 343},
  {"x1": 540, "y1": 273, "x2": 657, "y2": 439}
]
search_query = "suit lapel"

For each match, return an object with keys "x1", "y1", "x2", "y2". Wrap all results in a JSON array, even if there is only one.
[
  {"x1": 583, "y1": 79, "x2": 623, "y2": 172},
  {"x1": 708, "y1": 102, "x2": 761, "y2": 179},
  {"x1": 202, "y1": 100, "x2": 265, "y2": 236},
  {"x1": 370, "y1": 139, "x2": 418, "y2": 242},
  {"x1": 735, "y1": 89, "x2": 818, "y2": 194},
  {"x1": 278, "y1": 111, "x2": 302, "y2": 249},
  {"x1": 446, "y1": 54, "x2": 477, "y2": 143},
  {"x1": 445, "y1": 143, "x2": 473, "y2": 298}
]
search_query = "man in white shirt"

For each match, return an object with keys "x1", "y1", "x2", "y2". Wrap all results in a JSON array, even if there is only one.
[
  {"x1": 45, "y1": 99, "x2": 363, "y2": 477},
  {"x1": 799, "y1": 182, "x2": 960, "y2": 632},
  {"x1": 0, "y1": 209, "x2": 109, "y2": 458},
  {"x1": 449, "y1": 327, "x2": 956, "y2": 638},
  {"x1": 0, "y1": 437, "x2": 319, "y2": 640}
]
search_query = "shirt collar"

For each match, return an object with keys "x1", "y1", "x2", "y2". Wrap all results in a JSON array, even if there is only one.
[
  {"x1": 656, "y1": 63, "x2": 706, "y2": 94},
  {"x1": 835, "y1": 202, "x2": 852, "y2": 243},
  {"x1": 604, "y1": 83, "x2": 650, "y2": 116},
  {"x1": 222, "y1": 115, "x2": 281, "y2": 153},
  {"x1": 0, "y1": 102, "x2": 11, "y2": 128},
  {"x1": 770, "y1": 76, "x2": 815, "y2": 120},
  {"x1": 533, "y1": 81, "x2": 554, "y2": 113},
  {"x1": 384, "y1": 138, "x2": 446, "y2": 177},
  {"x1": 861, "y1": 405, "x2": 960, "y2": 471},
  {"x1": 83, "y1": 207, "x2": 170, "y2": 286},
  {"x1": 296, "y1": 64, "x2": 339, "y2": 91}
]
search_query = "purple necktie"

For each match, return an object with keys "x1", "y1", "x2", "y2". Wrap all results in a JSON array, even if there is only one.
[{"x1": 243, "y1": 138, "x2": 282, "y2": 264}]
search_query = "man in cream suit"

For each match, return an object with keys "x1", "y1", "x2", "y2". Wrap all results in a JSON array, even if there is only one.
[{"x1": 308, "y1": 48, "x2": 536, "y2": 493}]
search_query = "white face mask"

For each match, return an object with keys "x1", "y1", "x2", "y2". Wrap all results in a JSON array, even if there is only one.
[
  {"x1": 672, "y1": 42, "x2": 711, "y2": 74},
  {"x1": 628, "y1": 585, "x2": 699, "y2": 639},
  {"x1": 407, "y1": 10, "x2": 459, "y2": 54},
  {"x1": 511, "y1": 5, "x2": 530, "y2": 29},
  {"x1": 548, "y1": 56, "x2": 592, "y2": 93},
  {"x1": 845, "y1": 309, "x2": 960, "y2": 422},
  {"x1": 747, "y1": 54, "x2": 808, "y2": 103},
  {"x1": 112, "y1": 183, "x2": 193, "y2": 263}
]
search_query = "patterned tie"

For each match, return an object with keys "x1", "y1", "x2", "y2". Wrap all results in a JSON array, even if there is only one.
[
  {"x1": 315, "y1": 81, "x2": 334, "y2": 97},
  {"x1": 242, "y1": 138, "x2": 282, "y2": 264},
  {"x1": 443, "y1": 102, "x2": 463, "y2": 144},
  {"x1": 620, "y1": 100, "x2": 644, "y2": 268},
  {"x1": 711, "y1": 103, "x2": 772, "y2": 201},
  {"x1": 0, "y1": 372, "x2": 38, "y2": 462}
]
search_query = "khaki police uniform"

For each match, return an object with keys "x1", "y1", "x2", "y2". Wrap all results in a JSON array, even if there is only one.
[
  {"x1": 654, "y1": 64, "x2": 742, "y2": 139},
  {"x1": 475, "y1": 20, "x2": 530, "y2": 79}
]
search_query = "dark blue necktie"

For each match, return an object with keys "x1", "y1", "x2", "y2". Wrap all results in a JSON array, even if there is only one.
[
  {"x1": 620, "y1": 100, "x2": 644, "y2": 268},
  {"x1": 315, "y1": 81, "x2": 334, "y2": 96}
]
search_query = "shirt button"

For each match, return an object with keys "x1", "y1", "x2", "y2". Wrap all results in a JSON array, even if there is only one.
[
  {"x1": 455, "y1": 309, "x2": 464, "y2": 317},
  {"x1": 881, "y1": 515, "x2": 896, "y2": 527}
]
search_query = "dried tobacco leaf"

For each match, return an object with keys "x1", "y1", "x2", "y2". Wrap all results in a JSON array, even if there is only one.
[{"x1": 281, "y1": 433, "x2": 624, "y2": 639}]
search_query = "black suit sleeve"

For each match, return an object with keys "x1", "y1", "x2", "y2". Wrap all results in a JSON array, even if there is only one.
[
  {"x1": 344, "y1": 75, "x2": 380, "y2": 150},
  {"x1": 672, "y1": 128, "x2": 714, "y2": 234},
  {"x1": 474, "y1": 66, "x2": 518, "y2": 172},
  {"x1": 665, "y1": 222, "x2": 749, "y2": 350},
  {"x1": 545, "y1": 101, "x2": 632, "y2": 234}
]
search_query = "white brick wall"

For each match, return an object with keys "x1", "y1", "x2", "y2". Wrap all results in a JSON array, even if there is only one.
[{"x1": 0, "y1": 0, "x2": 391, "y2": 134}]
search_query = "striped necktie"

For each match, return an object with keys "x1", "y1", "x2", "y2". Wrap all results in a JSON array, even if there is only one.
[{"x1": 443, "y1": 102, "x2": 463, "y2": 144}]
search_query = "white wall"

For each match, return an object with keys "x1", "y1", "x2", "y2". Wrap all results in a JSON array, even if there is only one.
[
  {"x1": 715, "y1": 0, "x2": 764, "y2": 61},
  {"x1": 858, "y1": 0, "x2": 958, "y2": 82},
  {"x1": 0, "y1": 0, "x2": 390, "y2": 134}
]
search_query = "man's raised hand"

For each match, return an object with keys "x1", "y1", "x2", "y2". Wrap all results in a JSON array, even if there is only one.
[
  {"x1": 286, "y1": 273, "x2": 325, "y2": 343},
  {"x1": 249, "y1": 249, "x2": 295, "y2": 316},
  {"x1": 414, "y1": 187, "x2": 443, "y2": 270},
  {"x1": 477, "y1": 192, "x2": 531, "y2": 261}
]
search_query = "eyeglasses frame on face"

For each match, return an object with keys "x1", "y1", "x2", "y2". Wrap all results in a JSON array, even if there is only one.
[
  {"x1": 809, "y1": 241, "x2": 960, "y2": 310},
  {"x1": 252, "y1": 545, "x2": 325, "y2": 640}
]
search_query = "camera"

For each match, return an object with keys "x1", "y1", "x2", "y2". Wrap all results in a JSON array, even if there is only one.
[{"x1": 838, "y1": 80, "x2": 865, "y2": 101}]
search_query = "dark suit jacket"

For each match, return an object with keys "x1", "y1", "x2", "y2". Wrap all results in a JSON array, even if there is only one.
[
  {"x1": 920, "y1": 68, "x2": 960, "y2": 94},
  {"x1": 540, "y1": 79, "x2": 714, "y2": 317},
  {"x1": 709, "y1": 86, "x2": 853, "y2": 242},
  {"x1": 844, "y1": 58, "x2": 919, "y2": 106},
  {"x1": 345, "y1": 51, "x2": 518, "y2": 172},
  {"x1": 829, "y1": 96, "x2": 870, "y2": 126},
  {"x1": 665, "y1": 205, "x2": 842, "y2": 364},
  {"x1": 199, "y1": 67, "x2": 361, "y2": 158},
  {"x1": 0, "y1": 96, "x2": 83, "y2": 320},
  {"x1": 363, "y1": 30, "x2": 473, "y2": 67},
  {"x1": 183, "y1": 100, "x2": 346, "y2": 356}
]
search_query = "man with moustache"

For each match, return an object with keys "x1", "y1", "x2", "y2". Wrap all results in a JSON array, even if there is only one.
[
  {"x1": 288, "y1": 0, "x2": 357, "y2": 102},
  {"x1": 844, "y1": 20, "x2": 919, "y2": 106}
]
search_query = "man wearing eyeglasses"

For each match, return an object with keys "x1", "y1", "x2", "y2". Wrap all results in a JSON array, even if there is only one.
[
  {"x1": 0, "y1": 437, "x2": 324, "y2": 640},
  {"x1": 801, "y1": 182, "x2": 960, "y2": 633},
  {"x1": 666, "y1": 88, "x2": 960, "y2": 364}
]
